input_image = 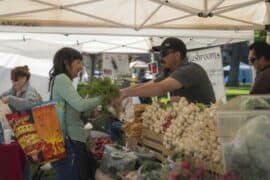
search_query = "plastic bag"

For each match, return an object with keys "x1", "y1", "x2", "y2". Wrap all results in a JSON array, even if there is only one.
[
  {"x1": 224, "y1": 115, "x2": 270, "y2": 179},
  {"x1": 100, "y1": 144, "x2": 137, "y2": 175},
  {"x1": 0, "y1": 101, "x2": 12, "y2": 131},
  {"x1": 87, "y1": 130, "x2": 112, "y2": 160}
]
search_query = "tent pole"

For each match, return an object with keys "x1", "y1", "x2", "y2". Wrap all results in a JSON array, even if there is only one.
[
  {"x1": 66, "y1": 8, "x2": 131, "y2": 28},
  {"x1": 214, "y1": 0, "x2": 262, "y2": 15},
  {"x1": 31, "y1": 0, "x2": 103, "y2": 8},
  {"x1": 216, "y1": 14, "x2": 264, "y2": 29},
  {"x1": 204, "y1": 0, "x2": 208, "y2": 11},
  {"x1": 134, "y1": 0, "x2": 137, "y2": 28},
  {"x1": 149, "y1": 0, "x2": 200, "y2": 14},
  {"x1": 30, "y1": 0, "x2": 129, "y2": 28},
  {"x1": 145, "y1": 14, "x2": 193, "y2": 27},
  {"x1": 207, "y1": 0, "x2": 224, "y2": 13},
  {"x1": 137, "y1": 3, "x2": 163, "y2": 30},
  {"x1": 0, "y1": 7, "x2": 57, "y2": 17}
]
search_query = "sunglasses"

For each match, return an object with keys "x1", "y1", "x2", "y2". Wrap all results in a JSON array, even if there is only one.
[{"x1": 160, "y1": 49, "x2": 177, "y2": 58}]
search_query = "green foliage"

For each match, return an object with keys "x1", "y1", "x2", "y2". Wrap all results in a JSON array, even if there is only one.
[
  {"x1": 171, "y1": 151, "x2": 185, "y2": 162},
  {"x1": 225, "y1": 85, "x2": 250, "y2": 100},
  {"x1": 141, "y1": 161, "x2": 162, "y2": 173},
  {"x1": 196, "y1": 103, "x2": 207, "y2": 112},
  {"x1": 77, "y1": 77, "x2": 120, "y2": 107},
  {"x1": 139, "y1": 161, "x2": 163, "y2": 179},
  {"x1": 254, "y1": 30, "x2": 266, "y2": 42}
]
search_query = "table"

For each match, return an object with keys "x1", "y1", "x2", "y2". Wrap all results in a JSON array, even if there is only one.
[{"x1": 0, "y1": 142, "x2": 26, "y2": 180}]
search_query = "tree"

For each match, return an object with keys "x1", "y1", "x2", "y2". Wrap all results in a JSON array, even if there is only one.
[
  {"x1": 226, "y1": 42, "x2": 248, "y2": 86},
  {"x1": 254, "y1": 30, "x2": 266, "y2": 42}
]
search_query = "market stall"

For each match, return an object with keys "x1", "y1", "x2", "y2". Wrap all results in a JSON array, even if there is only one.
[
  {"x1": 0, "y1": 1, "x2": 270, "y2": 179},
  {"x1": 109, "y1": 95, "x2": 270, "y2": 179}
]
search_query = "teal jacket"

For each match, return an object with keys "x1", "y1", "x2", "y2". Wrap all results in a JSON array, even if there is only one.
[{"x1": 51, "y1": 74, "x2": 102, "y2": 143}]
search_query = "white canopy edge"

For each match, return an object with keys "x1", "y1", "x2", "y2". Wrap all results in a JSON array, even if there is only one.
[{"x1": 0, "y1": 25, "x2": 254, "y2": 39}]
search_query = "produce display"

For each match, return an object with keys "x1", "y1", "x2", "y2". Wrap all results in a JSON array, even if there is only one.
[
  {"x1": 77, "y1": 77, "x2": 120, "y2": 107},
  {"x1": 137, "y1": 161, "x2": 167, "y2": 180},
  {"x1": 141, "y1": 102, "x2": 171, "y2": 134},
  {"x1": 87, "y1": 130, "x2": 112, "y2": 160},
  {"x1": 122, "y1": 119, "x2": 143, "y2": 138},
  {"x1": 92, "y1": 137, "x2": 112, "y2": 160},
  {"x1": 167, "y1": 154, "x2": 238, "y2": 180},
  {"x1": 122, "y1": 104, "x2": 147, "y2": 139},
  {"x1": 141, "y1": 98, "x2": 222, "y2": 166}
]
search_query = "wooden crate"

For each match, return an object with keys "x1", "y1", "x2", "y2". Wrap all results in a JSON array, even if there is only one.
[
  {"x1": 140, "y1": 128, "x2": 174, "y2": 162},
  {"x1": 140, "y1": 128, "x2": 224, "y2": 175}
]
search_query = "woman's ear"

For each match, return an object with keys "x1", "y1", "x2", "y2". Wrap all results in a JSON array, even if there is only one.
[
  {"x1": 64, "y1": 60, "x2": 71, "y2": 72},
  {"x1": 22, "y1": 76, "x2": 28, "y2": 83}
]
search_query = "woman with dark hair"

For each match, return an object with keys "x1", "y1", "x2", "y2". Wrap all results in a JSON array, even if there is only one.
[
  {"x1": 49, "y1": 47, "x2": 102, "y2": 180},
  {"x1": 0, "y1": 65, "x2": 42, "y2": 180}
]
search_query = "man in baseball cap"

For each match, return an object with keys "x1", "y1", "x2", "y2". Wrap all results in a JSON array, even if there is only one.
[
  {"x1": 119, "y1": 37, "x2": 216, "y2": 105},
  {"x1": 153, "y1": 37, "x2": 187, "y2": 59}
]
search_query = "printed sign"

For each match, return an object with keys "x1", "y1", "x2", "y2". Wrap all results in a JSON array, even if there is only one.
[{"x1": 188, "y1": 47, "x2": 226, "y2": 102}]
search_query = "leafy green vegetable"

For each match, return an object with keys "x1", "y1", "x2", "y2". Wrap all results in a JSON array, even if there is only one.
[
  {"x1": 240, "y1": 97, "x2": 270, "y2": 110},
  {"x1": 77, "y1": 77, "x2": 120, "y2": 108},
  {"x1": 196, "y1": 103, "x2": 207, "y2": 112},
  {"x1": 141, "y1": 161, "x2": 162, "y2": 173}
]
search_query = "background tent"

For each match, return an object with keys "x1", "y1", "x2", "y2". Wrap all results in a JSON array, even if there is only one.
[{"x1": 0, "y1": 30, "x2": 254, "y2": 59}]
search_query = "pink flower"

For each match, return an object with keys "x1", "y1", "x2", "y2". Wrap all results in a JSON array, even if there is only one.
[
  {"x1": 183, "y1": 169, "x2": 191, "y2": 177},
  {"x1": 194, "y1": 166, "x2": 205, "y2": 177},
  {"x1": 221, "y1": 171, "x2": 239, "y2": 180},
  {"x1": 181, "y1": 162, "x2": 191, "y2": 170},
  {"x1": 169, "y1": 171, "x2": 180, "y2": 180},
  {"x1": 189, "y1": 176, "x2": 198, "y2": 180}
]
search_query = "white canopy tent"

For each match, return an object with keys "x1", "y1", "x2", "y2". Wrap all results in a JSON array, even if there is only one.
[
  {"x1": 0, "y1": 0, "x2": 268, "y2": 58},
  {"x1": 0, "y1": 0, "x2": 268, "y2": 30}
]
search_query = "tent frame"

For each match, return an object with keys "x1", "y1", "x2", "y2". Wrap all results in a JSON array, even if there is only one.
[{"x1": 0, "y1": 0, "x2": 267, "y2": 30}]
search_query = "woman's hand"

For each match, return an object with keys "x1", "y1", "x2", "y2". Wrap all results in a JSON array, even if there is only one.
[
  {"x1": 90, "y1": 109, "x2": 100, "y2": 118},
  {"x1": 1, "y1": 96, "x2": 9, "y2": 104}
]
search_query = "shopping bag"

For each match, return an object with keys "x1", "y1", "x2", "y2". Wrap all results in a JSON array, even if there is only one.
[
  {"x1": 53, "y1": 100, "x2": 66, "y2": 132},
  {"x1": 6, "y1": 102, "x2": 66, "y2": 163}
]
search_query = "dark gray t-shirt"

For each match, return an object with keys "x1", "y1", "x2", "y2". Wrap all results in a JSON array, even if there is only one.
[{"x1": 156, "y1": 62, "x2": 216, "y2": 105}]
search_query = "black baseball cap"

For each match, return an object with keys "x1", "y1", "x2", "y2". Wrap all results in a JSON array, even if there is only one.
[{"x1": 152, "y1": 37, "x2": 187, "y2": 58}]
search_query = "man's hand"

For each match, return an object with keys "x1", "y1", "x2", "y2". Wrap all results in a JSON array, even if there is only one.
[
  {"x1": 171, "y1": 96, "x2": 181, "y2": 103},
  {"x1": 111, "y1": 95, "x2": 122, "y2": 108}
]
